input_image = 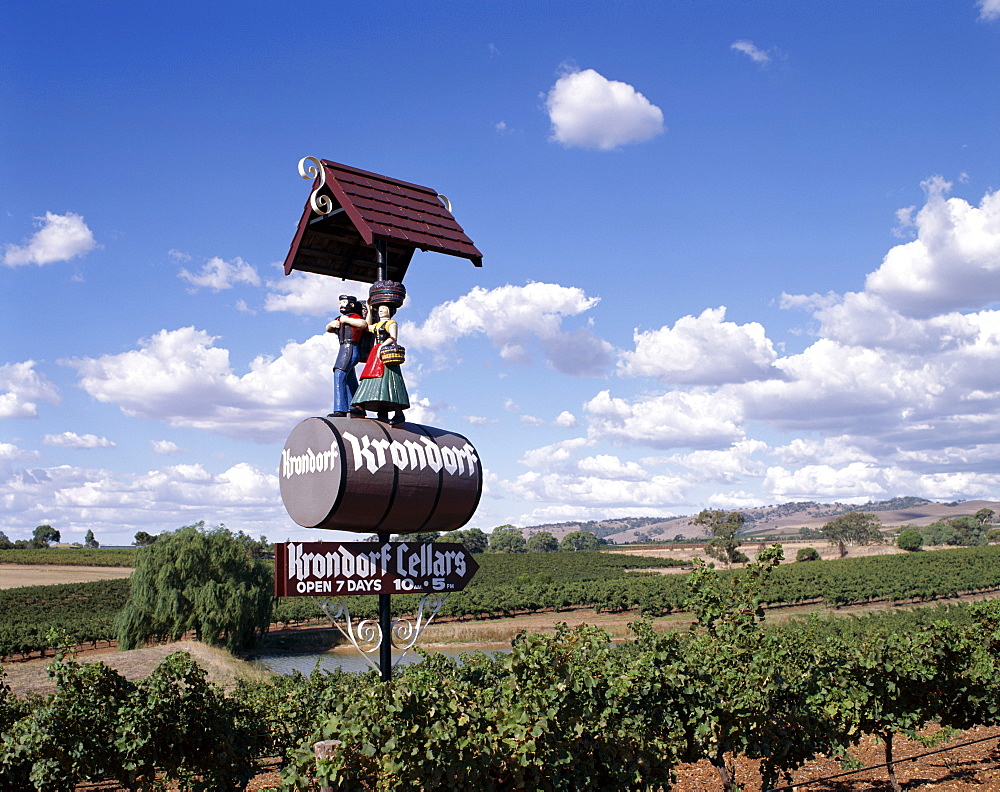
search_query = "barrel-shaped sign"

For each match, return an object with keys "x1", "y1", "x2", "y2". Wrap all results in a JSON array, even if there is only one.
[{"x1": 279, "y1": 417, "x2": 482, "y2": 534}]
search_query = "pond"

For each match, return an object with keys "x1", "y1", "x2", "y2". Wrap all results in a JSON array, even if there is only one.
[{"x1": 249, "y1": 644, "x2": 504, "y2": 676}]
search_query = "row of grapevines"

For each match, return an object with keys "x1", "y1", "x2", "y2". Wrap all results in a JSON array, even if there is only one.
[
  {"x1": 5, "y1": 556, "x2": 1000, "y2": 791},
  {"x1": 0, "y1": 548, "x2": 136, "y2": 566}
]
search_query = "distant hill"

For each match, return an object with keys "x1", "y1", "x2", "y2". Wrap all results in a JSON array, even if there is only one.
[{"x1": 514, "y1": 498, "x2": 1000, "y2": 544}]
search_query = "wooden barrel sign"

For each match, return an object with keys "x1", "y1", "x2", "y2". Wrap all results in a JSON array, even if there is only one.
[{"x1": 279, "y1": 417, "x2": 483, "y2": 534}]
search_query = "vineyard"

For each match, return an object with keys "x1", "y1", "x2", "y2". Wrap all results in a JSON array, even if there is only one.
[
  {"x1": 0, "y1": 548, "x2": 136, "y2": 566},
  {"x1": 3, "y1": 554, "x2": 1000, "y2": 791},
  {"x1": 5, "y1": 545, "x2": 1000, "y2": 660}
]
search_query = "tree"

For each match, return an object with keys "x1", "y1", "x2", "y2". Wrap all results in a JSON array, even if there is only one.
[
  {"x1": 488, "y1": 525, "x2": 527, "y2": 553},
  {"x1": 83, "y1": 529, "x2": 99, "y2": 549},
  {"x1": 975, "y1": 508, "x2": 995, "y2": 526},
  {"x1": 438, "y1": 527, "x2": 488, "y2": 553},
  {"x1": 949, "y1": 516, "x2": 987, "y2": 546},
  {"x1": 117, "y1": 522, "x2": 273, "y2": 653},
  {"x1": 0, "y1": 531, "x2": 13, "y2": 550},
  {"x1": 921, "y1": 521, "x2": 958, "y2": 546},
  {"x1": 820, "y1": 512, "x2": 883, "y2": 546},
  {"x1": 795, "y1": 547, "x2": 820, "y2": 562},
  {"x1": 392, "y1": 531, "x2": 439, "y2": 543},
  {"x1": 527, "y1": 531, "x2": 559, "y2": 552},
  {"x1": 133, "y1": 531, "x2": 158, "y2": 547},
  {"x1": 690, "y1": 510, "x2": 748, "y2": 567},
  {"x1": 31, "y1": 525, "x2": 60, "y2": 548},
  {"x1": 559, "y1": 531, "x2": 600, "y2": 551},
  {"x1": 896, "y1": 529, "x2": 923, "y2": 552}
]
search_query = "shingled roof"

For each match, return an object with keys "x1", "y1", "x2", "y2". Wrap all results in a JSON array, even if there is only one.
[{"x1": 283, "y1": 159, "x2": 482, "y2": 284}]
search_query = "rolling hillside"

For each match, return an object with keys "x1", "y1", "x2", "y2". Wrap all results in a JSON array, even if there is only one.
[{"x1": 515, "y1": 498, "x2": 1000, "y2": 544}]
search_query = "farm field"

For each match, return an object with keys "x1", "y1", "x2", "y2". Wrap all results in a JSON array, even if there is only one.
[{"x1": 0, "y1": 564, "x2": 132, "y2": 590}]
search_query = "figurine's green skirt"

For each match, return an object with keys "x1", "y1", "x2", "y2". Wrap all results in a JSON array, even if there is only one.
[{"x1": 352, "y1": 365, "x2": 410, "y2": 411}]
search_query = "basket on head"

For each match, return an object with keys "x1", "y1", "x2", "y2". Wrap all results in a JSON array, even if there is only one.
[
  {"x1": 368, "y1": 280, "x2": 406, "y2": 309},
  {"x1": 379, "y1": 343, "x2": 406, "y2": 366}
]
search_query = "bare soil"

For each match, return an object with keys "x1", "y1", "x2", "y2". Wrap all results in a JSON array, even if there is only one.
[{"x1": 0, "y1": 563, "x2": 132, "y2": 590}]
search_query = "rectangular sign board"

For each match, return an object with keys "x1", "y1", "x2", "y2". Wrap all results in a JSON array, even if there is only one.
[{"x1": 274, "y1": 541, "x2": 479, "y2": 597}]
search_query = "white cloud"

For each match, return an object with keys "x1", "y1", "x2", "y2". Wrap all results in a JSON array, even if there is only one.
[
  {"x1": 978, "y1": 0, "x2": 1000, "y2": 21},
  {"x1": 505, "y1": 469, "x2": 687, "y2": 507},
  {"x1": 764, "y1": 462, "x2": 889, "y2": 502},
  {"x1": 265, "y1": 271, "x2": 370, "y2": 316},
  {"x1": 773, "y1": 436, "x2": 878, "y2": 467},
  {"x1": 404, "y1": 282, "x2": 614, "y2": 376},
  {"x1": 864, "y1": 178, "x2": 1000, "y2": 317},
  {"x1": 3, "y1": 212, "x2": 98, "y2": 268},
  {"x1": 576, "y1": 454, "x2": 648, "y2": 481},
  {"x1": 554, "y1": 410, "x2": 577, "y2": 428},
  {"x1": 520, "y1": 414, "x2": 545, "y2": 426},
  {"x1": 544, "y1": 68, "x2": 664, "y2": 151},
  {"x1": 178, "y1": 256, "x2": 261, "y2": 292},
  {"x1": 64, "y1": 327, "x2": 335, "y2": 442},
  {"x1": 664, "y1": 440, "x2": 769, "y2": 483},
  {"x1": 42, "y1": 432, "x2": 116, "y2": 449},
  {"x1": 519, "y1": 437, "x2": 593, "y2": 473},
  {"x1": 0, "y1": 361, "x2": 60, "y2": 418},
  {"x1": 0, "y1": 460, "x2": 282, "y2": 543},
  {"x1": 152, "y1": 440, "x2": 185, "y2": 454},
  {"x1": 731, "y1": 40, "x2": 771, "y2": 64},
  {"x1": 0, "y1": 442, "x2": 41, "y2": 469},
  {"x1": 618, "y1": 307, "x2": 780, "y2": 384},
  {"x1": 584, "y1": 388, "x2": 745, "y2": 450}
]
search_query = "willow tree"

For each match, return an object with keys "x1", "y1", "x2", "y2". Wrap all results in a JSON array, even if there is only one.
[{"x1": 117, "y1": 522, "x2": 272, "y2": 653}]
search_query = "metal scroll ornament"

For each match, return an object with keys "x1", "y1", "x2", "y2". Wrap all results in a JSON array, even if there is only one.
[
  {"x1": 298, "y1": 156, "x2": 334, "y2": 216},
  {"x1": 320, "y1": 593, "x2": 449, "y2": 673}
]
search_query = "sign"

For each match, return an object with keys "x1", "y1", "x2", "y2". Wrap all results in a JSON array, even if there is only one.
[{"x1": 274, "y1": 541, "x2": 479, "y2": 597}]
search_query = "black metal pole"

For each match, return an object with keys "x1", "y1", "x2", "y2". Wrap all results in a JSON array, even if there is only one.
[
  {"x1": 376, "y1": 239, "x2": 388, "y2": 283},
  {"x1": 377, "y1": 531, "x2": 392, "y2": 681}
]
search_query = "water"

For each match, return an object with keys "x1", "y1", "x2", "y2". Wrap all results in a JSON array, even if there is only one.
[{"x1": 249, "y1": 645, "x2": 499, "y2": 676}]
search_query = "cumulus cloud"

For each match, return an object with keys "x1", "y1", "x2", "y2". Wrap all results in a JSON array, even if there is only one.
[
  {"x1": 618, "y1": 307, "x2": 780, "y2": 384},
  {"x1": 405, "y1": 282, "x2": 614, "y2": 376},
  {"x1": 555, "y1": 410, "x2": 577, "y2": 428},
  {"x1": 42, "y1": 432, "x2": 116, "y2": 449},
  {"x1": 264, "y1": 271, "x2": 369, "y2": 316},
  {"x1": 152, "y1": 440, "x2": 185, "y2": 454},
  {"x1": 584, "y1": 388, "x2": 745, "y2": 450},
  {"x1": 178, "y1": 256, "x2": 261, "y2": 292},
  {"x1": 3, "y1": 212, "x2": 98, "y2": 268},
  {"x1": 519, "y1": 437, "x2": 593, "y2": 474},
  {"x1": 544, "y1": 68, "x2": 664, "y2": 151},
  {"x1": 0, "y1": 361, "x2": 60, "y2": 418},
  {"x1": 505, "y1": 469, "x2": 687, "y2": 507},
  {"x1": 63, "y1": 327, "x2": 334, "y2": 442},
  {"x1": 979, "y1": 0, "x2": 1000, "y2": 21},
  {"x1": 662, "y1": 440, "x2": 768, "y2": 483},
  {"x1": 0, "y1": 460, "x2": 282, "y2": 543},
  {"x1": 731, "y1": 40, "x2": 772, "y2": 63},
  {"x1": 864, "y1": 178, "x2": 1000, "y2": 317}
]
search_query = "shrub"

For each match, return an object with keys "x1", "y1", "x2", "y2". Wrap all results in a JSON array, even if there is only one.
[
  {"x1": 796, "y1": 547, "x2": 820, "y2": 562},
  {"x1": 897, "y1": 529, "x2": 923, "y2": 552}
]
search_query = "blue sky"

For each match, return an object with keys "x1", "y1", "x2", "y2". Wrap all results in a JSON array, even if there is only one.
[{"x1": 3, "y1": 1, "x2": 1000, "y2": 546}]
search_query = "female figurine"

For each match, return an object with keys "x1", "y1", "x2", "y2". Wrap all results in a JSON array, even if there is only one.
[{"x1": 352, "y1": 281, "x2": 409, "y2": 425}]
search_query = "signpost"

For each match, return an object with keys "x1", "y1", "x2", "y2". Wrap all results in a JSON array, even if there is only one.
[
  {"x1": 277, "y1": 155, "x2": 484, "y2": 682},
  {"x1": 274, "y1": 541, "x2": 479, "y2": 597}
]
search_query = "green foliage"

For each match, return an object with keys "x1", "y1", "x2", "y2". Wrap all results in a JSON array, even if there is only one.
[
  {"x1": 0, "y1": 531, "x2": 13, "y2": 550},
  {"x1": 690, "y1": 509, "x2": 747, "y2": 567},
  {"x1": 133, "y1": 530, "x2": 158, "y2": 547},
  {"x1": 795, "y1": 546, "x2": 820, "y2": 562},
  {"x1": 82, "y1": 530, "x2": 99, "y2": 549},
  {"x1": 0, "y1": 547, "x2": 134, "y2": 566},
  {"x1": 975, "y1": 508, "x2": 996, "y2": 525},
  {"x1": 526, "y1": 531, "x2": 559, "y2": 552},
  {"x1": 31, "y1": 525, "x2": 59, "y2": 549},
  {"x1": 821, "y1": 512, "x2": 883, "y2": 545},
  {"x1": 488, "y1": 525, "x2": 527, "y2": 554},
  {"x1": 0, "y1": 651, "x2": 258, "y2": 791},
  {"x1": 897, "y1": 528, "x2": 923, "y2": 552},
  {"x1": 438, "y1": 527, "x2": 489, "y2": 553},
  {"x1": 117, "y1": 522, "x2": 272, "y2": 653},
  {"x1": 559, "y1": 530, "x2": 600, "y2": 551}
]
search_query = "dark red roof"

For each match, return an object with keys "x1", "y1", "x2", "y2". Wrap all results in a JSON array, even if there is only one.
[{"x1": 283, "y1": 159, "x2": 482, "y2": 283}]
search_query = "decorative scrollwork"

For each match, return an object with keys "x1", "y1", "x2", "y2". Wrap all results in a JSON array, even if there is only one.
[
  {"x1": 320, "y1": 593, "x2": 450, "y2": 673},
  {"x1": 437, "y1": 194, "x2": 453, "y2": 214},
  {"x1": 298, "y1": 155, "x2": 333, "y2": 216}
]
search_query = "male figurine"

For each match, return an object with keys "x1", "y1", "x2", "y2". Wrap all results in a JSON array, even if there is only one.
[{"x1": 326, "y1": 295, "x2": 368, "y2": 417}]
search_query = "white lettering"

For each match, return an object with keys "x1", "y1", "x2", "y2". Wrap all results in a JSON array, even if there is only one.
[{"x1": 281, "y1": 443, "x2": 339, "y2": 479}]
